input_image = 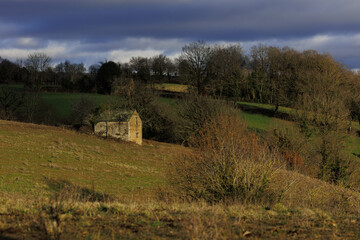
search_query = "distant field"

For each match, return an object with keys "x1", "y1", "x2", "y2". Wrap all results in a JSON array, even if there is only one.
[
  {"x1": 1, "y1": 84, "x2": 113, "y2": 119},
  {"x1": 154, "y1": 83, "x2": 190, "y2": 93},
  {"x1": 238, "y1": 101, "x2": 293, "y2": 114},
  {"x1": 41, "y1": 92, "x2": 112, "y2": 119},
  {"x1": 239, "y1": 111, "x2": 292, "y2": 132},
  {"x1": 238, "y1": 101, "x2": 360, "y2": 132}
]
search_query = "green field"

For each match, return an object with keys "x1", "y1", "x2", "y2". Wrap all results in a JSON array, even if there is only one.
[
  {"x1": 238, "y1": 101, "x2": 293, "y2": 114},
  {"x1": 41, "y1": 92, "x2": 112, "y2": 119},
  {"x1": 238, "y1": 101, "x2": 360, "y2": 132}
]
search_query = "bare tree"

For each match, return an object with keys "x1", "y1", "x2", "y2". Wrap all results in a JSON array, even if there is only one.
[
  {"x1": 249, "y1": 44, "x2": 269, "y2": 102},
  {"x1": 178, "y1": 41, "x2": 211, "y2": 94},
  {"x1": 294, "y1": 52, "x2": 353, "y2": 184},
  {"x1": 207, "y1": 44, "x2": 247, "y2": 98},
  {"x1": 25, "y1": 52, "x2": 52, "y2": 90},
  {"x1": 151, "y1": 54, "x2": 173, "y2": 83},
  {"x1": 129, "y1": 57, "x2": 151, "y2": 83},
  {"x1": 55, "y1": 60, "x2": 86, "y2": 89}
]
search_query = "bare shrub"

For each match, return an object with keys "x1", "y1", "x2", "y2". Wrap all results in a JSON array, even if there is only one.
[
  {"x1": 269, "y1": 126, "x2": 313, "y2": 172},
  {"x1": 168, "y1": 114, "x2": 281, "y2": 204},
  {"x1": 175, "y1": 94, "x2": 236, "y2": 143},
  {"x1": 270, "y1": 170, "x2": 360, "y2": 216},
  {"x1": 68, "y1": 96, "x2": 96, "y2": 125}
]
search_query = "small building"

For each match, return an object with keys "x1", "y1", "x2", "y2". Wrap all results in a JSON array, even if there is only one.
[{"x1": 94, "y1": 110, "x2": 142, "y2": 145}]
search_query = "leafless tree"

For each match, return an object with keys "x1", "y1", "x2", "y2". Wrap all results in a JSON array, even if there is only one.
[
  {"x1": 178, "y1": 41, "x2": 211, "y2": 94},
  {"x1": 207, "y1": 44, "x2": 247, "y2": 98},
  {"x1": 25, "y1": 52, "x2": 52, "y2": 90}
]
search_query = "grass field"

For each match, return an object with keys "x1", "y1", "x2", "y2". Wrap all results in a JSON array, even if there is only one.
[
  {"x1": 239, "y1": 111, "x2": 292, "y2": 132},
  {"x1": 41, "y1": 92, "x2": 112, "y2": 119},
  {"x1": 238, "y1": 101, "x2": 293, "y2": 114},
  {"x1": 1, "y1": 120, "x2": 360, "y2": 239},
  {"x1": 0, "y1": 120, "x2": 188, "y2": 196},
  {"x1": 153, "y1": 83, "x2": 190, "y2": 93},
  {"x1": 238, "y1": 101, "x2": 360, "y2": 132},
  {"x1": 238, "y1": 101, "x2": 360, "y2": 157}
]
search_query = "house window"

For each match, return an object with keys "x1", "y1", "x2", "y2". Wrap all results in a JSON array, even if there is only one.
[
  {"x1": 136, "y1": 132, "x2": 139, "y2": 138},
  {"x1": 135, "y1": 117, "x2": 138, "y2": 127}
]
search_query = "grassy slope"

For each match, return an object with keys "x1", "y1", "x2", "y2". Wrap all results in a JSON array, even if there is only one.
[
  {"x1": 0, "y1": 120, "x2": 360, "y2": 239},
  {"x1": 238, "y1": 101, "x2": 360, "y2": 157},
  {"x1": 0, "y1": 120, "x2": 188, "y2": 196},
  {"x1": 239, "y1": 101, "x2": 360, "y2": 132}
]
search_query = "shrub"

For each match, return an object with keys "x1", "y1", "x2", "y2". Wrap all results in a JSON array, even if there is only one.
[
  {"x1": 316, "y1": 132, "x2": 350, "y2": 185},
  {"x1": 68, "y1": 96, "x2": 96, "y2": 125},
  {"x1": 17, "y1": 92, "x2": 60, "y2": 125},
  {"x1": 0, "y1": 86, "x2": 21, "y2": 120},
  {"x1": 175, "y1": 95, "x2": 236, "y2": 144},
  {"x1": 168, "y1": 114, "x2": 281, "y2": 204},
  {"x1": 269, "y1": 127, "x2": 311, "y2": 171}
]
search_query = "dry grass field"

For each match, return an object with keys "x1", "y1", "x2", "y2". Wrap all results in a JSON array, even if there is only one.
[
  {"x1": 0, "y1": 120, "x2": 360, "y2": 239},
  {"x1": 153, "y1": 83, "x2": 190, "y2": 93}
]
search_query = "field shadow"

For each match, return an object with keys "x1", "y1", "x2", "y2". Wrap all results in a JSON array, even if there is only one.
[
  {"x1": 44, "y1": 178, "x2": 112, "y2": 202},
  {"x1": 0, "y1": 234, "x2": 17, "y2": 240},
  {"x1": 236, "y1": 103, "x2": 292, "y2": 121}
]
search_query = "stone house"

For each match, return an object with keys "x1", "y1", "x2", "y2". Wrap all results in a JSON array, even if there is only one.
[{"x1": 94, "y1": 110, "x2": 142, "y2": 145}]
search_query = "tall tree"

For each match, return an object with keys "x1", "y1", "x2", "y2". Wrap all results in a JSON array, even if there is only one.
[
  {"x1": 294, "y1": 52, "x2": 352, "y2": 184},
  {"x1": 96, "y1": 61, "x2": 121, "y2": 94},
  {"x1": 25, "y1": 52, "x2": 52, "y2": 90},
  {"x1": 207, "y1": 44, "x2": 247, "y2": 98},
  {"x1": 151, "y1": 54, "x2": 173, "y2": 83},
  {"x1": 178, "y1": 41, "x2": 211, "y2": 94},
  {"x1": 249, "y1": 44, "x2": 269, "y2": 102},
  {"x1": 129, "y1": 57, "x2": 151, "y2": 83},
  {"x1": 55, "y1": 60, "x2": 86, "y2": 90}
]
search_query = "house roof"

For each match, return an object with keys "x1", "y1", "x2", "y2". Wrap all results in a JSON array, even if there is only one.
[{"x1": 98, "y1": 109, "x2": 138, "y2": 122}]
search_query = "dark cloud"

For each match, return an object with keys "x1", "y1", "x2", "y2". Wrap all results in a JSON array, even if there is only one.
[
  {"x1": 0, "y1": 0, "x2": 360, "y2": 67},
  {"x1": 2, "y1": 0, "x2": 360, "y2": 41}
]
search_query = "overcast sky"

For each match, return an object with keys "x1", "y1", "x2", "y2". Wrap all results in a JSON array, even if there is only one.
[{"x1": 1, "y1": 0, "x2": 360, "y2": 69}]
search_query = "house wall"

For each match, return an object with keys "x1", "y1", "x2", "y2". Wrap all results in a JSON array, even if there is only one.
[
  {"x1": 94, "y1": 111, "x2": 142, "y2": 145},
  {"x1": 128, "y1": 112, "x2": 142, "y2": 145},
  {"x1": 94, "y1": 121, "x2": 129, "y2": 141}
]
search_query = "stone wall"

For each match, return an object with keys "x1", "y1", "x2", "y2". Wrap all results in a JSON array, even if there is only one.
[
  {"x1": 128, "y1": 113, "x2": 142, "y2": 145},
  {"x1": 94, "y1": 121, "x2": 129, "y2": 141}
]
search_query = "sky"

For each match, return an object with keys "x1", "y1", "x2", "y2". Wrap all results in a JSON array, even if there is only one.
[{"x1": 1, "y1": 0, "x2": 360, "y2": 69}]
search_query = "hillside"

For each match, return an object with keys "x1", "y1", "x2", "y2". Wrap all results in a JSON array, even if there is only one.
[
  {"x1": 0, "y1": 120, "x2": 189, "y2": 196},
  {"x1": 1, "y1": 120, "x2": 360, "y2": 239}
]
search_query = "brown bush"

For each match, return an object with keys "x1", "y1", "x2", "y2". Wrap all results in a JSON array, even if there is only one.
[
  {"x1": 168, "y1": 114, "x2": 282, "y2": 204},
  {"x1": 269, "y1": 127, "x2": 312, "y2": 172},
  {"x1": 175, "y1": 95, "x2": 236, "y2": 144}
]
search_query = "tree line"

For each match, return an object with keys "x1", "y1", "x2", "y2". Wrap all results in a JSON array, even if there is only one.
[{"x1": 1, "y1": 41, "x2": 360, "y2": 125}]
